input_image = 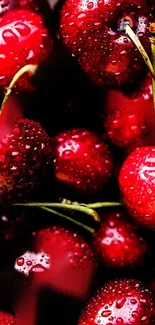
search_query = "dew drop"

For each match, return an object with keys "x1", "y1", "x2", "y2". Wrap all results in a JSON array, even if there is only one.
[
  {"x1": 17, "y1": 257, "x2": 24, "y2": 266},
  {"x1": 101, "y1": 310, "x2": 112, "y2": 317},
  {"x1": 116, "y1": 297, "x2": 126, "y2": 309},
  {"x1": 87, "y1": 1, "x2": 93, "y2": 9},
  {"x1": 116, "y1": 317, "x2": 124, "y2": 324},
  {"x1": 130, "y1": 299, "x2": 137, "y2": 305}
]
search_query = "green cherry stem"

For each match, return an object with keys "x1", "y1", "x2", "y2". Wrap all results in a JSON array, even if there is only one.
[
  {"x1": 84, "y1": 202, "x2": 122, "y2": 208},
  {"x1": 124, "y1": 23, "x2": 155, "y2": 80},
  {"x1": 149, "y1": 23, "x2": 155, "y2": 109},
  {"x1": 14, "y1": 202, "x2": 101, "y2": 222},
  {"x1": 41, "y1": 206, "x2": 95, "y2": 233},
  {"x1": 1, "y1": 64, "x2": 37, "y2": 114}
]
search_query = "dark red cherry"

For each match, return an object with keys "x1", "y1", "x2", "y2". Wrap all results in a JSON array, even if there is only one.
[{"x1": 60, "y1": 0, "x2": 150, "y2": 86}]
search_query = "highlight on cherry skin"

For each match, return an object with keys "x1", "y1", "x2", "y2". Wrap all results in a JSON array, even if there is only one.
[{"x1": 0, "y1": 8, "x2": 53, "y2": 92}]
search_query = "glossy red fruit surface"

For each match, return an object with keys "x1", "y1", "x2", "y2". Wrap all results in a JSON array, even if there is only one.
[
  {"x1": 60, "y1": 0, "x2": 150, "y2": 86},
  {"x1": 92, "y1": 211, "x2": 146, "y2": 268},
  {"x1": 51, "y1": 128, "x2": 113, "y2": 195},
  {"x1": 0, "y1": 311, "x2": 16, "y2": 325},
  {"x1": 0, "y1": 9, "x2": 52, "y2": 91},
  {"x1": 119, "y1": 147, "x2": 155, "y2": 229},
  {"x1": 32, "y1": 226, "x2": 96, "y2": 299},
  {"x1": 78, "y1": 279, "x2": 155, "y2": 325},
  {"x1": 103, "y1": 75, "x2": 154, "y2": 148},
  {"x1": 0, "y1": 118, "x2": 51, "y2": 199}
]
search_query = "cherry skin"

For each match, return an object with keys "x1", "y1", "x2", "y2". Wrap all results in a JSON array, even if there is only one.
[
  {"x1": 51, "y1": 128, "x2": 113, "y2": 196},
  {"x1": 0, "y1": 118, "x2": 52, "y2": 200},
  {"x1": 31, "y1": 226, "x2": 97, "y2": 299},
  {"x1": 0, "y1": 311, "x2": 16, "y2": 325},
  {"x1": 92, "y1": 210, "x2": 146, "y2": 268},
  {"x1": 78, "y1": 279, "x2": 155, "y2": 325},
  {"x1": 119, "y1": 146, "x2": 155, "y2": 230},
  {"x1": 103, "y1": 75, "x2": 153, "y2": 148},
  {"x1": 0, "y1": 9, "x2": 52, "y2": 91},
  {"x1": 60, "y1": 0, "x2": 150, "y2": 86}
]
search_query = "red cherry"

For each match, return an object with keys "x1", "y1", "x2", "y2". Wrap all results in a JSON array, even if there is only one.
[
  {"x1": 0, "y1": 9, "x2": 52, "y2": 91},
  {"x1": 103, "y1": 75, "x2": 154, "y2": 148},
  {"x1": 92, "y1": 210, "x2": 146, "y2": 268},
  {"x1": 51, "y1": 128, "x2": 113, "y2": 196},
  {"x1": 0, "y1": 311, "x2": 16, "y2": 325},
  {"x1": 119, "y1": 146, "x2": 155, "y2": 229},
  {"x1": 32, "y1": 226, "x2": 97, "y2": 299},
  {"x1": 0, "y1": 118, "x2": 51, "y2": 200},
  {"x1": 78, "y1": 279, "x2": 155, "y2": 325},
  {"x1": 60, "y1": 0, "x2": 150, "y2": 86}
]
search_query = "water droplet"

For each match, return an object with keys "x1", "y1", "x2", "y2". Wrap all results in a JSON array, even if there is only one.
[
  {"x1": 123, "y1": 37, "x2": 129, "y2": 43},
  {"x1": 101, "y1": 310, "x2": 112, "y2": 317},
  {"x1": 87, "y1": 1, "x2": 93, "y2": 9},
  {"x1": 27, "y1": 260, "x2": 32, "y2": 266},
  {"x1": 17, "y1": 257, "x2": 24, "y2": 266},
  {"x1": 130, "y1": 299, "x2": 137, "y2": 305},
  {"x1": 132, "y1": 311, "x2": 138, "y2": 318},
  {"x1": 116, "y1": 317, "x2": 124, "y2": 324},
  {"x1": 116, "y1": 297, "x2": 126, "y2": 309}
]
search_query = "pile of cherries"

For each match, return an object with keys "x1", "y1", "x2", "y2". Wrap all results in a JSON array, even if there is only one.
[{"x1": 0, "y1": 0, "x2": 155, "y2": 324}]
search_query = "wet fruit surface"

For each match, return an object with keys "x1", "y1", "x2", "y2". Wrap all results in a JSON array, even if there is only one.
[
  {"x1": 31, "y1": 226, "x2": 97, "y2": 299},
  {"x1": 78, "y1": 279, "x2": 155, "y2": 325},
  {"x1": 0, "y1": 311, "x2": 16, "y2": 324},
  {"x1": 119, "y1": 147, "x2": 155, "y2": 229},
  {"x1": 60, "y1": 0, "x2": 151, "y2": 86},
  {"x1": 0, "y1": 118, "x2": 52, "y2": 198},
  {"x1": 52, "y1": 128, "x2": 113, "y2": 195},
  {"x1": 0, "y1": 9, "x2": 52, "y2": 91},
  {"x1": 92, "y1": 211, "x2": 146, "y2": 268}
]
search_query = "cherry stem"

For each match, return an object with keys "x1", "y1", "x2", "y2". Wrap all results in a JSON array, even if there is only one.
[
  {"x1": 14, "y1": 202, "x2": 101, "y2": 222},
  {"x1": 40, "y1": 206, "x2": 95, "y2": 233},
  {"x1": 61, "y1": 198, "x2": 122, "y2": 209},
  {"x1": 123, "y1": 23, "x2": 155, "y2": 80},
  {"x1": 149, "y1": 24, "x2": 155, "y2": 109},
  {"x1": 0, "y1": 64, "x2": 37, "y2": 115},
  {"x1": 84, "y1": 202, "x2": 122, "y2": 208}
]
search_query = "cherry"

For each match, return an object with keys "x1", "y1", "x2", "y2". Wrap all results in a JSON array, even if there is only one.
[
  {"x1": 0, "y1": 9, "x2": 52, "y2": 91},
  {"x1": 119, "y1": 146, "x2": 155, "y2": 230},
  {"x1": 78, "y1": 279, "x2": 155, "y2": 325},
  {"x1": 60, "y1": 0, "x2": 151, "y2": 86},
  {"x1": 28, "y1": 226, "x2": 97, "y2": 299},
  {"x1": 51, "y1": 128, "x2": 113, "y2": 196},
  {"x1": 0, "y1": 311, "x2": 16, "y2": 325},
  {"x1": 0, "y1": 118, "x2": 52, "y2": 201},
  {"x1": 103, "y1": 75, "x2": 153, "y2": 148},
  {"x1": 92, "y1": 210, "x2": 146, "y2": 268}
]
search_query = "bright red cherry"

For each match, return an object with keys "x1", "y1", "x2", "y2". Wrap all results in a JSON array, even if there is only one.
[
  {"x1": 0, "y1": 311, "x2": 16, "y2": 325},
  {"x1": 0, "y1": 9, "x2": 52, "y2": 91},
  {"x1": 29, "y1": 226, "x2": 96, "y2": 299},
  {"x1": 60, "y1": 0, "x2": 150, "y2": 86},
  {"x1": 78, "y1": 279, "x2": 155, "y2": 325},
  {"x1": 102, "y1": 75, "x2": 154, "y2": 148},
  {"x1": 92, "y1": 210, "x2": 146, "y2": 268},
  {"x1": 119, "y1": 146, "x2": 155, "y2": 230},
  {"x1": 51, "y1": 128, "x2": 113, "y2": 196}
]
